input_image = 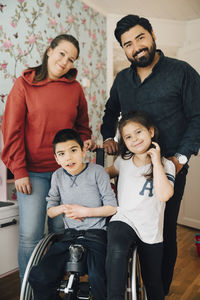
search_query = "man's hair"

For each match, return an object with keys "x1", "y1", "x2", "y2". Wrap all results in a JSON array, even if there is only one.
[
  {"x1": 53, "y1": 129, "x2": 84, "y2": 154},
  {"x1": 114, "y1": 14, "x2": 153, "y2": 46}
]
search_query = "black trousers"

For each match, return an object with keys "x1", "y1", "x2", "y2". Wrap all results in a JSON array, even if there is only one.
[
  {"x1": 28, "y1": 229, "x2": 107, "y2": 300},
  {"x1": 162, "y1": 165, "x2": 188, "y2": 294},
  {"x1": 106, "y1": 221, "x2": 164, "y2": 300}
]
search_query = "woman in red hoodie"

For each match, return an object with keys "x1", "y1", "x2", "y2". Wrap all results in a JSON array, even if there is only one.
[{"x1": 1, "y1": 34, "x2": 92, "y2": 282}]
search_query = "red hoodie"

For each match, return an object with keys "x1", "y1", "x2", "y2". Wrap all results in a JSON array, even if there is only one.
[{"x1": 1, "y1": 69, "x2": 92, "y2": 179}]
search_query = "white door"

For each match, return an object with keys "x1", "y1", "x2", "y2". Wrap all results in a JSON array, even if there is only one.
[{"x1": 178, "y1": 155, "x2": 200, "y2": 229}]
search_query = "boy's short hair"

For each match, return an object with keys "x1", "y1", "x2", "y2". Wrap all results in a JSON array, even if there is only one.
[
  {"x1": 53, "y1": 129, "x2": 84, "y2": 154},
  {"x1": 114, "y1": 14, "x2": 153, "y2": 46}
]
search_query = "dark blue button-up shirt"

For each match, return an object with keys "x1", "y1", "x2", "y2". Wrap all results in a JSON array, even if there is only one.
[{"x1": 101, "y1": 51, "x2": 200, "y2": 159}]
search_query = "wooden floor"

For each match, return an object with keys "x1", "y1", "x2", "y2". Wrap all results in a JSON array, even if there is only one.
[
  {"x1": 0, "y1": 225, "x2": 200, "y2": 300},
  {"x1": 165, "y1": 225, "x2": 200, "y2": 300}
]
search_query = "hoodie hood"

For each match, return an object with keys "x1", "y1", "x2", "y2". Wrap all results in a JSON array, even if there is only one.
[{"x1": 22, "y1": 68, "x2": 78, "y2": 86}]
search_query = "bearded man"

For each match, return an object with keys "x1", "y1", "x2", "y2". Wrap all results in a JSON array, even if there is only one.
[{"x1": 101, "y1": 14, "x2": 200, "y2": 296}]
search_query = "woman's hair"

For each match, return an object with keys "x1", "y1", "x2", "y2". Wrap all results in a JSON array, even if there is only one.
[
  {"x1": 53, "y1": 128, "x2": 83, "y2": 154},
  {"x1": 28, "y1": 34, "x2": 80, "y2": 82},
  {"x1": 114, "y1": 14, "x2": 153, "y2": 46},
  {"x1": 118, "y1": 111, "x2": 159, "y2": 180}
]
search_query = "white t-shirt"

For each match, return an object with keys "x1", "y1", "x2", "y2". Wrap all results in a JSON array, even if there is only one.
[{"x1": 111, "y1": 156, "x2": 176, "y2": 244}]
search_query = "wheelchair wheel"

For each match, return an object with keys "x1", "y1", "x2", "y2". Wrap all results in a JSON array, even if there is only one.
[
  {"x1": 126, "y1": 247, "x2": 147, "y2": 300},
  {"x1": 20, "y1": 233, "x2": 58, "y2": 300}
]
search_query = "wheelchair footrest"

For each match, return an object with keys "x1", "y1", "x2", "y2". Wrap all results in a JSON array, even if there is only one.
[{"x1": 77, "y1": 281, "x2": 91, "y2": 299}]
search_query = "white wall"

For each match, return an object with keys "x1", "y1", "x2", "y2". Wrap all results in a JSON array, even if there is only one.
[{"x1": 177, "y1": 19, "x2": 200, "y2": 73}]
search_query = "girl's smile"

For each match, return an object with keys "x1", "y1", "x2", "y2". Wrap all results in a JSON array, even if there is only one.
[{"x1": 122, "y1": 121, "x2": 154, "y2": 155}]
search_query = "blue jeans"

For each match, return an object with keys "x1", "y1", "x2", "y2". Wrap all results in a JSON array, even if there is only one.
[{"x1": 17, "y1": 172, "x2": 64, "y2": 282}]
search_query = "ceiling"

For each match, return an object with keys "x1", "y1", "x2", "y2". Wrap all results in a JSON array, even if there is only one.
[{"x1": 83, "y1": 0, "x2": 200, "y2": 21}]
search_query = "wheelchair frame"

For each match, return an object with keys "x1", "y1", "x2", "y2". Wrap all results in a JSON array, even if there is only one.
[
  {"x1": 20, "y1": 232, "x2": 147, "y2": 300},
  {"x1": 126, "y1": 246, "x2": 148, "y2": 300},
  {"x1": 20, "y1": 233, "x2": 57, "y2": 300}
]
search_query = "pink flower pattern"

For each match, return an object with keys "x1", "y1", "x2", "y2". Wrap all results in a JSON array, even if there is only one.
[
  {"x1": 83, "y1": 67, "x2": 89, "y2": 75},
  {"x1": 1, "y1": 63, "x2": 7, "y2": 69},
  {"x1": 28, "y1": 35, "x2": 36, "y2": 44},
  {"x1": 67, "y1": 16, "x2": 74, "y2": 24},
  {"x1": 96, "y1": 62, "x2": 102, "y2": 70},
  {"x1": 3, "y1": 40, "x2": 13, "y2": 49},
  {"x1": 49, "y1": 18, "x2": 57, "y2": 26},
  {"x1": 10, "y1": 21, "x2": 16, "y2": 28}
]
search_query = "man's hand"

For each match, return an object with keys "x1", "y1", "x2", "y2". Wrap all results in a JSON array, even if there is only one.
[
  {"x1": 168, "y1": 156, "x2": 183, "y2": 174},
  {"x1": 103, "y1": 139, "x2": 118, "y2": 155},
  {"x1": 15, "y1": 177, "x2": 32, "y2": 194}
]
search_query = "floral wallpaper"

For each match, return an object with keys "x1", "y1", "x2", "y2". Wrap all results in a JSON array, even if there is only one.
[{"x1": 0, "y1": 0, "x2": 107, "y2": 145}]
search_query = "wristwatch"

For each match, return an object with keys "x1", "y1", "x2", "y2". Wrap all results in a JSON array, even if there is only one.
[
  {"x1": 103, "y1": 138, "x2": 114, "y2": 143},
  {"x1": 174, "y1": 153, "x2": 188, "y2": 164}
]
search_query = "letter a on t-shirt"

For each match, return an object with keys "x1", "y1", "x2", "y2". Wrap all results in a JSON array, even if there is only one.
[{"x1": 139, "y1": 180, "x2": 153, "y2": 197}]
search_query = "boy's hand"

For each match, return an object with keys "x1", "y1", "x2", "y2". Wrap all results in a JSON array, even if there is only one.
[{"x1": 63, "y1": 204, "x2": 87, "y2": 221}]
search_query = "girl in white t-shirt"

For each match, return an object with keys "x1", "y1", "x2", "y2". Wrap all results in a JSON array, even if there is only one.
[{"x1": 106, "y1": 111, "x2": 176, "y2": 300}]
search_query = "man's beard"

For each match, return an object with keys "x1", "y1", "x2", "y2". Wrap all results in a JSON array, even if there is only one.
[{"x1": 128, "y1": 39, "x2": 157, "y2": 68}]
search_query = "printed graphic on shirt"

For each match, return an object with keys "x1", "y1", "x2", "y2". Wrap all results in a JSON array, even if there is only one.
[
  {"x1": 139, "y1": 180, "x2": 153, "y2": 197},
  {"x1": 139, "y1": 172, "x2": 175, "y2": 197}
]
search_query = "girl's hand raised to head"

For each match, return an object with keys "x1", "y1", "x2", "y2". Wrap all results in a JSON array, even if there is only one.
[{"x1": 147, "y1": 142, "x2": 161, "y2": 165}]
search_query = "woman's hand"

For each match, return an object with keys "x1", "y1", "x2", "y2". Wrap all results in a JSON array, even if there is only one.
[
  {"x1": 84, "y1": 139, "x2": 99, "y2": 151},
  {"x1": 15, "y1": 177, "x2": 32, "y2": 194}
]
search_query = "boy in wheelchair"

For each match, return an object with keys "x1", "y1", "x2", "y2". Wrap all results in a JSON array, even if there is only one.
[{"x1": 28, "y1": 129, "x2": 117, "y2": 300}]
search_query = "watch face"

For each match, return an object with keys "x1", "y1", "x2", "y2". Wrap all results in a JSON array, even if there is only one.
[{"x1": 178, "y1": 155, "x2": 188, "y2": 164}]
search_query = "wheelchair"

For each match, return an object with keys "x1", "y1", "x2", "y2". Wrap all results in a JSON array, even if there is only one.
[
  {"x1": 126, "y1": 245, "x2": 148, "y2": 300},
  {"x1": 20, "y1": 232, "x2": 147, "y2": 300}
]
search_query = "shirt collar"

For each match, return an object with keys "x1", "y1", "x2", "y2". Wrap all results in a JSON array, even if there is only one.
[{"x1": 63, "y1": 163, "x2": 89, "y2": 178}]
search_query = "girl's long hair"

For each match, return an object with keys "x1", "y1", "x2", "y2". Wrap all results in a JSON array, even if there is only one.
[
  {"x1": 118, "y1": 111, "x2": 159, "y2": 180},
  {"x1": 27, "y1": 34, "x2": 80, "y2": 83}
]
